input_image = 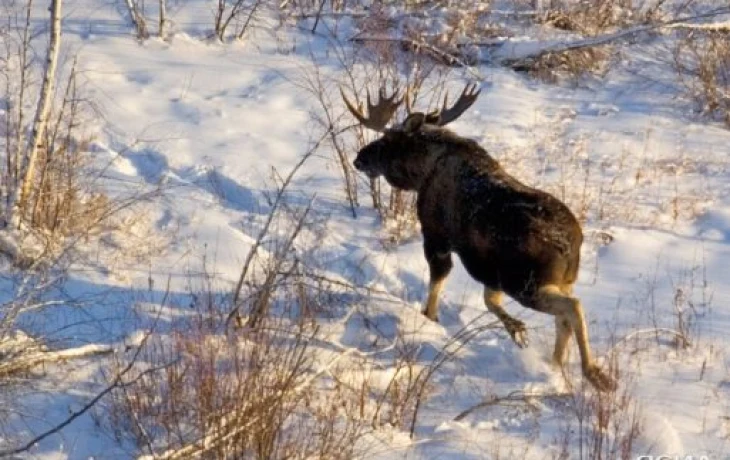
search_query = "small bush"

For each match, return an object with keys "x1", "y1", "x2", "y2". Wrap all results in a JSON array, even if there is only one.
[
  {"x1": 528, "y1": 0, "x2": 667, "y2": 82},
  {"x1": 100, "y1": 251, "x2": 375, "y2": 459},
  {"x1": 526, "y1": 46, "x2": 614, "y2": 83},
  {"x1": 539, "y1": 0, "x2": 666, "y2": 36},
  {"x1": 549, "y1": 351, "x2": 641, "y2": 460},
  {"x1": 104, "y1": 311, "x2": 367, "y2": 459},
  {"x1": 673, "y1": 29, "x2": 730, "y2": 128},
  {"x1": 98, "y1": 150, "x2": 378, "y2": 458}
]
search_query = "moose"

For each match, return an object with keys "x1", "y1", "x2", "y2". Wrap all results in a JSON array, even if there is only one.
[{"x1": 342, "y1": 84, "x2": 615, "y2": 391}]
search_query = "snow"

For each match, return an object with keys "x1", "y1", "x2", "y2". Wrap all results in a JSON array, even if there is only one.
[{"x1": 2, "y1": 1, "x2": 730, "y2": 459}]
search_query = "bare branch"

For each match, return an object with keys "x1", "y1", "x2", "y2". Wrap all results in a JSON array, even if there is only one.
[
  {"x1": 0, "y1": 335, "x2": 154, "y2": 458},
  {"x1": 226, "y1": 131, "x2": 329, "y2": 328},
  {"x1": 667, "y1": 21, "x2": 730, "y2": 31},
  {"x1": 454, "y1": 390, "x2": 569, "y2": 422},
  {"x1": 142, "y1": 347, "x2": 358, "y2": 460}
]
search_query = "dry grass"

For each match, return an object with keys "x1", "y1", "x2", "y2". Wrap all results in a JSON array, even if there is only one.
[
  {"x1": 103, "y1": 313, "x2": 367, "y2": 459},
  {"x1": 100, "y1": 254, "x2": 374, "y2": 459},
  {"x1": 539, "y1": 0, "x2": 667, "y2": 36},
  {"x1": 525, "y1": 46, "x2": 614, "y2": 83},
  {"x1": 559, "y1": 377, "x2": 643, "y2": 459},
  {"x1": 673, "y1": 29, "x2": 730, "y2": 128},
  {"x1": 525, "y1": 0, "x2": 669, "y2": 82}
]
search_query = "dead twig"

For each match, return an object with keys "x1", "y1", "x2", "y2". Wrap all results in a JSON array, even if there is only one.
[
  {"x1": 350, "y1": 35, "x2": 486, "y2": 81},
  {"x1": 454, "y1": 390, "x2": 569, "y2": 422},
  {"x1": 226, "y1": 131, "x2": 328, "y2": 329},
  {"x1": 141, "y1": 346, "x2": 357, "y2": 460}
]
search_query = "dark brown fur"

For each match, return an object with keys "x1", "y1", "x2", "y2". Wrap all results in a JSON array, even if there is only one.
[
  {"x1": 354, "y1": 114, "x2": 615, "y2": 391},
  {"x1": 355, "y1": 118, "x2": 581, "y2": 307}
]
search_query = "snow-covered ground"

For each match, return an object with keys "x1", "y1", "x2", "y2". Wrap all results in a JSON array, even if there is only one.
[{"x1": 2, "y1": 1, "x2": 730, "y2": 458}]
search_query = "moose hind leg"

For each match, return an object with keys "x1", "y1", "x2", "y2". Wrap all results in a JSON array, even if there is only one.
[
  {"x1": 552, "y1": 315, "x2": 573, "y2": 367},
  {"x1": 484, "y1": 288, "x2": 528, "y2": 348},
  {"x1": 422, "y1": 241, "x2": 453, "y2": 322},
  {"x1": 537, "y1": 285, "x2": 616, "y2": 392}
]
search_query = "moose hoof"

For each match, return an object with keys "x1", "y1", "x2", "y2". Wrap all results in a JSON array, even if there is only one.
[
  {"x1": 505, "y1": 318, "x2": 528, "y2": 348},
  {"x1": 584, "y1": 365, "x2": 616, "y2": 392}
]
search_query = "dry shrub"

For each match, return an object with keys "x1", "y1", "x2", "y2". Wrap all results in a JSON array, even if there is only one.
[
  {"x1": 102, "y1": 284, "x2": 369, "y2": 459},
  {"x1": 27, "y1": 67, "x2": 111, "y2": 237},
  {"x1": 99, "y1": 249, "x2": 449, "y2": 458},
  {"x1": 278, "y1": 0, "x2": 351, "y2": 18},
  {"x1": 539, "y1": 0, "x2": 667, "y2": 36},
  {"x1": 379, "y1": 188, "x2": 420, "y2": 247},
  {"x1": 529, "y1": 0, "x2": 668, "y2": 82},
  {"x1": 212, "y1": 0, "x2": 269, "y2": 41},
  {"x1": 295, "y1": 60, "x2": 361, "y2": 217},
  {"x1": 349, "y1": 1, "x2": 495, "y2": 67},
  {"x1": 553, "y1": 357, "x2": 642, "y2": 460},
  {"x1": 0, "y1": 4, "x2": 134, "y2": 248},
  {"x1": 527, "y1": 46, "x2": 614, "y2": 82},
  {"x1": 100, "y1": 171, "x2": 374, "y2": 458},
  {"x1": 368, "y1": 337, "x2": 430, "y2": 430},
  {"x1": 640, "y1": 259, "x2": 712, "y2": 351},
  {"x1": 673, "y1": 29, "x2": 730, "y2": 128},
  {"x1": 569, "y1": 388, "x2": 642, "y2": 459}
]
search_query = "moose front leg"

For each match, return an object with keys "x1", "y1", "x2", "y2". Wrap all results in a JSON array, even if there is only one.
[{"x1": 422, "y1": 238, "x2": 453, "y2": 322}]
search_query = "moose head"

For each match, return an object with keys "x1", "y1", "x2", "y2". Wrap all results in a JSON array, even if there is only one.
[{"x1": 341, "y1": 84, "x2": 481, "y2": 190}]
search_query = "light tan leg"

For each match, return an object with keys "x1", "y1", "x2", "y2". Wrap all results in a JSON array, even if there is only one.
[
  {"x1": 538, "y1": 285, "x2": 616, "y2": 392},
  {"x1": 484, "y1": 288, "x2": 528, "y2": 348},
  {"x1": 422, "y1": 241, "x2": 452, "y2": 323},
  {"x1": 423, "y1": 278, "x2": 446, "y2": 322},
  {"x1": 552, "y1": 315, "x2": 573, "y2": 367}
]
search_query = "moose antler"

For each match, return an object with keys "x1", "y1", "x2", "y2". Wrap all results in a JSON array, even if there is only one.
[
  {"x1": 402, "y1": 83, "x2": 481, "y2": 126},
  {"x1": 340, "y1": 87, "x2": 403, "y2": 132},
  {"x1": 404, "y1": 87, "x2": 440, "y2": 125},
  {"x1": 434, "y1": 83, "x2": 481, "y2": 126}
]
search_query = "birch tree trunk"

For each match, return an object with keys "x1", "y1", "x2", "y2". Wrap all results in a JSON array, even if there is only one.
[
  {"x1": 124, "y1": 0, "x2": 149, "y2": 39},
  {"x1": 159, "y1": 0, "x2": 167, "y2": 38},
  {"x1": 214, "y1": 0, "x2": 227, "y2": 41},
  {"x1": 13, "y1": 0, "x2": 34, "y2": 190},
  {"x1": 16, "y1": 0, "x2": 63, "y2": 224}
]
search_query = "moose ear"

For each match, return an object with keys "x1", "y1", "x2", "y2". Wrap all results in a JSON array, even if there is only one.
[{"x1": 402, "y1": 113, "x2": 425, "y2": 133}]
